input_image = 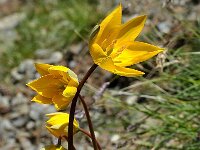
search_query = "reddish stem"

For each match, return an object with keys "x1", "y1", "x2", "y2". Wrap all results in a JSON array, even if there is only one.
[
  {"x1": 68, "y1": 64, "x2": 98, "y2": 150},
  {"x1": 79, "y1": 94, "x2": 102, "y2": 150},
  {"x1": 79, "y1": 128, "x2": 102, "y2": 150}
]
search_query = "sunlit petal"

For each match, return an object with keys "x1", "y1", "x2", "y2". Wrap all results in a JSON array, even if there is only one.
[
  {"x1": 99, "y1": 57, "x2": 144, "y2": 77},
  {"x1": 90, "y1": 43, "x2": 107, "y2": 64},
  {"x1": 116, "y1": 15, "x2": 147, "y2": 45},
  {"x1": 52, "y1": 93, "x2": 72, "y2": 110},
  {"x1": 63, "y1": 86, "x2": 77, "y2": 98},
  {"x1": 27, "y1": 74, "x2": 61, "y2": 98},
  {"x1": 114, "y1": 66, "x2": 145, "y2": 77},
  {"x1": 114, "y1": 41, "x2": 164, "y2": 66},
  {"x1": 41, "y1": 145, "x2": 66, "y2": 150},
  {"x1": 95, "y1": 5, "x2": 122, "y2": 45},
  {"x1": 35, "y1": 63, "x2": 53, "y2": 76},
  {"x1": 32, "y1": 94, "x2": 52, "y2": 104},
  {"x1": 46, "y1": 112, "x2": 79, "y2": 138}
]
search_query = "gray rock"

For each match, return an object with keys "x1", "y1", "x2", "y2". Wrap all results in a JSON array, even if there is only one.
[
  {"x1": 0, "y1": 138, "x2": 19, "y2": 150},
  {"x1": 11, "y1": 93, "x2": 27, "y2": 106},
  {"x1": 69, "y1": 43, "x2": 83, "y2": 54},
  {"x1": 1, "y1": 119, "x2": 14, "y2": 131},
  {"x1": 13, "y1": 103, "x2": 29, "y2": 115},
  {"x1": 12, "y1": 116, "x2": 27, "y2": 127},
  {"x1": 157, "y1": 21, "x2": 172, "y2": 34},
  {"x1": 29, "y1": 103, "x2": 55, "y2": 121},
  {"x1": 26, "y1": 121, "x2": 35, "y2": 130},
  {"x1": 0, "y1": 95, "x2": 10, "y2": 113},
  {"x1": 18, "y1": 137, "x2": 34, "y2": 150},
  {"x1": 11, "y1": 68, "x2": 24, "y2": 81},
  {"x1": 44, "y1": 51, "x2": 63, "y2": 64},
  {"x1": 0, "y1": 13, "x2": 25, "y2": 31},
  {"x1": 35, "y1": 49, "x2": 52, "y2": 59},
  {"x1": 18, "y1": 59, "x2": 34, "y2": 74},
  {"x1": 68, "y1": 60, "x2": 77, "y2": 68}
]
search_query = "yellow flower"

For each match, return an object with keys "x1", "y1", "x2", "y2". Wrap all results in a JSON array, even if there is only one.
[
  {"x1": 41, "y1": 145, "x2": 66, "y2": 150},
  {"x1": 27, "y1": 63, "x2": 79, "y2": 110},
  {"x1": 89, "y1": 5, "x2": 163, "y2": 77},
  {"x1": 46, "y1": 112, "x2": 79, "y2": 138}
]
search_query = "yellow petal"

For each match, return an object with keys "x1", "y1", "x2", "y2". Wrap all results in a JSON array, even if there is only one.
[
  {"x1": 116, "y1": 15, "x2": 147, "y2": 45},
  {"x1": 46, "y1": 112, "x2": 79, "y2": 137},
  {"x1": 114, "y1": 41, "x2": 164, "y2": 67},
  {"x1": 48, "y1": 66, "x2": 78, "y2": 86},
  {"x1": 46, "y1": 125, "x2": 65, "y2": 138},
  {"x1": 99, "y1": 57, "x2": 116, "y2": 72},
  {"x1": 46, "y1": 112, "x2": 69, "y2": 125},
  {"x1": 46, "y1": 112, "x2": 69, "y2": 117},
  {"x1": 46, "y1": 112, "x2": 79, "y2": 129},
  {"x1": 66, "y1": 69, "x2": 79, "y2": 87},
  {"x1": 114, "y1": 66, "x2": 145, "y2": 77},
  {"x1": 32, "y1": 94, "x2": 52, "y2": 104},
  {"x1": 27, "y1": 74, "x2": 61, "y2": 98},
  {"x1": 63, "y1": 86, "x2": 77, "y2": 98},
  {"x1": 52, "y1": 93, "x2": 72, "y2": 110},
  {"x1": 90, "y1": 43, "x2": 107, "y2": 64},
  {"x1": 41, "y1": 145, "x2": 66, "y2": 150},
  {"x1": 95, "y1": 5, "x2": 122, "y2": 45},
  {"x1": 35, "y1": 63, "x2": 53, "y2": 76},
  {"x1": 99, "y1": 57, "x2": 144, "y2": 77},
  {"x1": 48, "y1": 65, "x2": 69, "y2": 81}
]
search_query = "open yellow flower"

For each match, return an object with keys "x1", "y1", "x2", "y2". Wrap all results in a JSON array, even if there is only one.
[
  {"x1": 89, "y1": 5, "x2": 163, "y2": 77},
  {"x1": 27, "y1": 63, "x2": 79, "y2": 110},
  {"x1": 46, "y1": 112, "x2": 79, "y2": 138},
  {"x1": 41, "y1": 145, "x2": 66, "y2": 150}
]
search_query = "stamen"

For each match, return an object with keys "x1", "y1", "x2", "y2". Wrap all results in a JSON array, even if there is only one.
[
  {"x1": 106, "y1": 40, "x2": 117, "y2": 56},
  {"x1": 112, "y1": 45, "x2": 126, "y2": 58}
]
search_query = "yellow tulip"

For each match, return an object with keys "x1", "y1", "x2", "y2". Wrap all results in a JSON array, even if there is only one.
[
  {"x1": 89, "y1": 5, "x2": 163, "y2": 77},
  {"x1": 41, "y1": 145, "x2": 66, "y2": 150},
  {"x1": 27, "y1": 63, "x2": 79, "y2": 110},
  {"x1": 46, "y1": 112, "x2": 79, "y2": 138}
]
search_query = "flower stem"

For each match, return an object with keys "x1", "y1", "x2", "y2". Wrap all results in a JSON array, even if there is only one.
[
  {"x1": 79, "y1": 94, "x2": 101, "y2": 150},
  {"x1": 79, "y1": 128, "x2": 102, "y2": 150},
  {"x1": 63, "y1": 136, "x2": 76, "y2": 150},
  {"x1": 68, "y1": 64, "x2": 98, "y2": 150}
]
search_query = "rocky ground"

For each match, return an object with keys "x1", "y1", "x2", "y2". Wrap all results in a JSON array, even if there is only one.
[{"x1": 0, "y1": 0, "x2": 200, "y2": 150}]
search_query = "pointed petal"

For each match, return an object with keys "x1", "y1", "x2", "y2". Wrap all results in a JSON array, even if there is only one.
[
  {"x1": 46, "y1": 112, "x2": 67, "y2": 117},
  {"x1": 99, "y1": 57, "x2": 116, "y2": 72},
  {"x1": 95, "y1": 5, "x2": 122, "y2": 44},
  {"x1": 48, "y1": 65, "x2": 69, "y2": 80},
  {"x1": 27, "y1": 74, "x2": 61, "y2": 98},
  {"x1": 114, "y1": 66, "x2": 144, "y2": 77},
  {"x1": 114, "y1": 41, "x2": 164, "y2": 67},
  {"x1": 35, "y1": 63, "x2": 53, "y2": 76},
  {"x1": 32, "y1": 94, "x2": 52, "y2": 104},
  {"x1": 52, "y1": 93, "x2": 72, "y2": 110},
  {"x1": 99, "y1": 57, "x2": 144, "y2": 77},
  {"x1": 116, "y1": 15, "x2": 147, "y2": 45},
  {"x1": 46, "y1": 112, "x2": 69, "y2": 125},
  {"x1": 46, "y1": 126, "x2": 65, "y2": 138},
  {"x1": 48, "y1": 66, "x2": 78, "y2": 86},
  {"x1": 90, "y1": 43, "x2": 107, "y2": 64}
]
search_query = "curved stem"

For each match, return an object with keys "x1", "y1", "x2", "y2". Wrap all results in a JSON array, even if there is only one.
[
  {"x1": 79, "y1": 94, "x2": 101, "y2": 150},
  {"x1": 68, "y1": 64, "x2": 98, "y2": 150},
  {"x1": 79, "y1": 128, "x2": 102, "y2": 150}
]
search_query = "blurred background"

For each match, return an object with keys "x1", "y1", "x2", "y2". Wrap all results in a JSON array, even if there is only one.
[{"x1": 0, "y1": 0, "x2": 200, "y2": 149}]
